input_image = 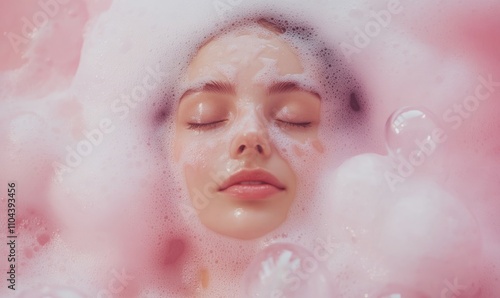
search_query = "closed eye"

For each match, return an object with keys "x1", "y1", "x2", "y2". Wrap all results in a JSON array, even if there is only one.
[
  {"x1": 276, "y1": 120, "x2": 312, "y2": 128},
  {"x1": 187, "y1": 120, "x2": 227, "y2": 130}
]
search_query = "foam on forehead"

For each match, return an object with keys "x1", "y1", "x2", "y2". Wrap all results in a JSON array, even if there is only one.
[{"x1": 170, "y1": 11, "x2": 371, "y2": 163}]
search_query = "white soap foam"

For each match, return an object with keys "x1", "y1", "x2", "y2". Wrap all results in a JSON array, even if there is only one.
[{"x1": 1, "y1": 0, "x2": 499, "y2": 297}]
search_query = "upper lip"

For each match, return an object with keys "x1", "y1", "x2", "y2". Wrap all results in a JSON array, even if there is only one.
[{"x1": 219, "y1": 169, "x2": 286, "y2": 191}]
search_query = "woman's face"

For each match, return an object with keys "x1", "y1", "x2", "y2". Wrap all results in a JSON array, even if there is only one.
[{"x1": 173, "y1": 26, "x2": 322, "y2": 239}]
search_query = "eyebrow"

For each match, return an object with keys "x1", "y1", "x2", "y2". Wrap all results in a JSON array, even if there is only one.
[
  {"x1": 267, "y1": 81, "x2": 320, "y2": 99},
  {"x1": 179, "y1": 81, "x2": 236, "y2": 101},
  {"x1": 179, "y1": 80, "x2": 320, "y2": 101}
]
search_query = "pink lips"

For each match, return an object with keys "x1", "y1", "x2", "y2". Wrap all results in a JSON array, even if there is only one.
[{"x1": 218, "y1": 169, "x2": 286, "y2": 200}]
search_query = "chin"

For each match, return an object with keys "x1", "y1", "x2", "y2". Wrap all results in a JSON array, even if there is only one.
[
  {"x1": 206, "y1": 211, "x2": 288, "y2": 240},
  {"x1": 220, "y1": 226, "x2": 274, "y2": 240}
]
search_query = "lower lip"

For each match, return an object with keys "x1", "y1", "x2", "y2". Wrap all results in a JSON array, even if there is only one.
[{"x1": 220, "y1": 184, "x2": 283, "y2": 200}]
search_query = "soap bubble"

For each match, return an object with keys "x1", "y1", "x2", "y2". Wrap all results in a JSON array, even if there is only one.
[
  {"x1": 385, "y1": 106, "x2": 441, "y2": 159},
  {"x1": 242, "y1": 243, "x2": 334, "y2": 298},
  {"x1": 385, "y1": 107, "x2": 449, "y2": 183}
]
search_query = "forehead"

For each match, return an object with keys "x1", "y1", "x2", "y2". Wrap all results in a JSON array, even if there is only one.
[{"x1": 186, "y1": 27, "x2": 304, "y2": 81}]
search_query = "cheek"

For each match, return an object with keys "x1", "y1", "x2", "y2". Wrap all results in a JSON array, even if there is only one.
[
  {"x1": 175, "y1": 133, "x2": 219, "y2": 165},
  {"x1": 183, "y1": 163, "x2": 205, "y2": 195},
  {"x1": 312, "y1": 138, "x2": 325, "y2": 154},
  {"x1": 175, "y1": 133, "x2": 232, "y2": 185},
  {"x1": 271, "y1": 137, "x2": 325, "y2": 188},
  {"x1": 269, "y1": 126, "x2": 324, "y2": 165},
  {"x1": 172, "y1": 136, "x2": 181, "y2": 162},
  {"x1": 290, "y1": 139, "x2": 323, "y2": 167}
]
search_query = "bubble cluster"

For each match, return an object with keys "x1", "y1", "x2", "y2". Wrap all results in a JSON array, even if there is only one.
[{"x1": 242, "y1": 243, "x2": 334, "y2": 297}]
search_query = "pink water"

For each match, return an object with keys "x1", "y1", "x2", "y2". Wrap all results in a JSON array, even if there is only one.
[{"x1": 1, "y1": 0, "x2": 500, "y2": 297}]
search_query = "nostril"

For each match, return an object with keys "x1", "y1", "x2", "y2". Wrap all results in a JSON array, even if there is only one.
[
  {"x1": 238, "y1": 144, "x2": 246, "y2": 154},
  {"x1": 256, "y1": 144, "x2": 263, "y2": 154}
]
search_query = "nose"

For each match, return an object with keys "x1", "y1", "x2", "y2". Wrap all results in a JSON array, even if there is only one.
[{"x1": 230, "y1": 119, "x2": 271, "y2": 159}]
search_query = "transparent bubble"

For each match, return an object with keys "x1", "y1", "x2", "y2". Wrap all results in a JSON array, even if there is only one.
[
  {"x1": 385, "y1": 107, "x2": 440, "y2": 158},
  {"x1": 242, "y1": 243, "x2": 335, "y2": 298},
  {"x1": 385, "y1": 107, "x2": 449, "y2": 183}
]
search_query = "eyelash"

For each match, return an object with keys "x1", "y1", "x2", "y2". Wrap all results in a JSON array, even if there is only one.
[
  {"x1": 187, "y1": 120, "x2": 227, "y2": 130},
  {"x1": 186, "y1": 120, "x2": 312, "y2": 131},
  {"x1": 276, "y1": 120, "x2": 312, "y2": 129}
]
